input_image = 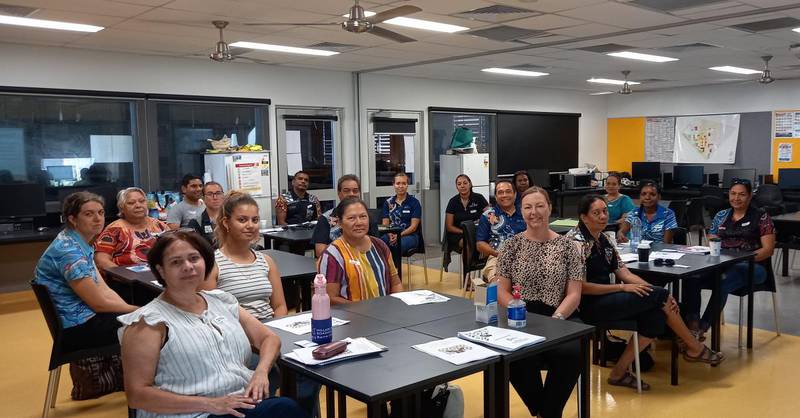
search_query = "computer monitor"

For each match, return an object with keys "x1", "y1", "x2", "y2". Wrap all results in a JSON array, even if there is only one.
[
  {"x1": 527, "y1": 168, "x2": 551, "y2": 189},
  {"x1": 47, "y1": 165, "x2": 75, "y2": 181},
  {"x1": 673, "y1": 165, "x2": 704, "y2": 187},
  {"x1": 778, "y1": 168, "x2": 800, "y2": 190},
  {"x1": 722, "y1": 168, "x2": 756, "y2": 188},
  {"x1": 0, "y1": 183, "x2": 46, "y2": 219},
  {"x1": 631, "y1": 162, "x2": 661, "y2": 182}
]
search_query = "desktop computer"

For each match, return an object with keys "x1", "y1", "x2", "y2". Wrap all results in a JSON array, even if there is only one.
[{"x1": 673, "y1": 165, "x2": 704, "y2": 188}]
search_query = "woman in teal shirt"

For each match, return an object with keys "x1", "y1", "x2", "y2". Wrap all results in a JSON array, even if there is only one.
[{"x1": 605, "y1": 173, "x2": 635, "y2": 224}]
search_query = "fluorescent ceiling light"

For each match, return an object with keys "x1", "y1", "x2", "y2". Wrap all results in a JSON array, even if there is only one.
[
  {"x1": 587, "y1": 78, "x2": 640, "y2": 85},
  {"x1": 793, "y1": 27, "x2": 800, "y2": 33},
  {"x1": 708, "y1": 65, "x2": 760, "y2": 75},
  {"x1": 589, "y1": 91, "x2": 615, "y2": 95},
  {"x1": 230, "y1": 41, "x2": 339, "y2": 56},
  {"x1": 482, "y1": 67, "x2": 549, "y2": 77},
  {"x1": 607, "y1": 51, "x2": 678, "y2": 63},
  {"x1": 346, "y1": 11, "x2": 468, "y2": 33},
  {"x1": 0, "y1": 15, "x2": 103, "y2": 32}
]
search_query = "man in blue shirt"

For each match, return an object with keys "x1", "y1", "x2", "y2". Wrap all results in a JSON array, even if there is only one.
[
  {"x1": 476, "y1": 179, "x2": 527, "y2": 281},
  {"x1": 381, "y1": 172, "x2": 422, "y2": 254}
]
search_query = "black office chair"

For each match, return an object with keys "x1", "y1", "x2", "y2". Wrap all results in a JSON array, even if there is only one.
[
  {"x1": 668, "y1": 200, "x2": 688, "y2": 228},
  {"x1": 367, "y1": 208, "x2": 383, "y2": 227},
  {"x1": 31, "y1": 282, "x2": 121, "y2": 418},
  {"x1": 685, "y1": 198, "x2": 707, "y2": 245},
  {"x1": 402, "y1": 225, "x2": 428, "y2": 290},
  {"x1": 730, "y1": 258, "x2": 780, "y2": 347},
  {"x1": 460, "y1": 220, "x2": 486, "y2": 298},
  {"x1": 591, "y1": 320, "x2": 644, "y2": 393},
  {"x1": 439, "y1": 228, "x2": 462, "y2": 282},
  {"x1": 754, "y1": 184, "x2": 798, "y2": 216},
  {"x1": 670, "y1": 227, "x2": 688, "y2": 245}
]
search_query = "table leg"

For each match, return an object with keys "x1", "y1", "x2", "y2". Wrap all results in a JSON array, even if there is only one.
[
  {"x1": 483, "y1": 363, "x2": 496, "y2": 418},
  {"x1": 337, "y1": 391, "x2": 347, "y2": 418},
  {"x1": 747, "y1": 257, "x2": 754, "y2": 349},
  {"x1": 580, "y1": 336, "x2": 590, "y2": 418},
  {"x1": 782, "y1": 246, "x2": 789, "y2": 277},
  {"x1": 560, "y1": 194, "x2": 566, "y2": 218},
  {"x1": 711, "y1": 269, "x2": 722, "y2": 352},
  {"x1": 367, "y1": 402, "x2": 382, "y2": 418},
  {"x1": 494, "y1": 361, "x2": 510, "y2": 418},
  {"x1": 280, "y1": 367, "x2": 297, "y2": 399},
  {"x1": 325, "y1": 386, "x2": 335, "y2": 418},
  {"x1": 670, "y1": 281, "x2": 679, "y2": 386}
]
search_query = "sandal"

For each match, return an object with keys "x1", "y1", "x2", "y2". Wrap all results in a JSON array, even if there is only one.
[
  {"x1": 683, "y1": 345, "x2": 725, "y2": 366},
  {"x1": 607, "y1": 372, "x2": 651, "y2": 391}
]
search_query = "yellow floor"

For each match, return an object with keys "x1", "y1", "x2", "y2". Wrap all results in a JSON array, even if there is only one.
[{"x1": 2, "y1": 265, "x2": 796, "y2": 417}]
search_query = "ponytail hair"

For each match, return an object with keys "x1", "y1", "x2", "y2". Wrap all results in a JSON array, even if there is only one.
[{"x1": 215, "y1": 190, "x2": 259, "y2": 246}]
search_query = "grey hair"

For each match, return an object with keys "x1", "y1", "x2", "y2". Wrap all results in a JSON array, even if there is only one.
[{"x1": 116, "y1": 187, "x2": 147, "y2": 218}]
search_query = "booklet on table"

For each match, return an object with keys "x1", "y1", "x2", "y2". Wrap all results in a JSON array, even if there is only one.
[
  {"x1": 390, "y1": 290, "x2": 450, "y2": 305},
  {"x1": 284, "y1": 337, "x2": 386, "y2": 366},
  {"x1": 457, "y1": 326, "x2": 545, "y2": 351},
  {"x1": 265, "y1": 313, "x2": 350, "y2": 335},
  {"x1": 411, "y1": 337, "x2": 500, "y2": 365}
]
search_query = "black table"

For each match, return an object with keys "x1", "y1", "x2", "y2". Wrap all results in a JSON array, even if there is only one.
[
  {"x1": 105, "y1": 249, "x2": 318, "y2": 310},
  {"x1": 409, "y1": 310, "x2": 594, "y2": 418},
  {"x1": 0, "y1": 227, "x2": 61, "y2": 245},
  {"x1": 771, "y1": 211, "x2": 800, "y2": 276},
  {"x1": 335, "y1": 293, "x2": 474, "y2": 328},
  {"x1": 261, "y1": 228, "x2": 314, "y2": 253}
]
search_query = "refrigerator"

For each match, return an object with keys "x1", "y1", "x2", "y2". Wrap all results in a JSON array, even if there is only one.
[
  {"x1": 439, "y1": 153, "x2": 490, "y2": 238},
  {"x1": 204, "y1": 151, "x2": 273, "y2": 225}
]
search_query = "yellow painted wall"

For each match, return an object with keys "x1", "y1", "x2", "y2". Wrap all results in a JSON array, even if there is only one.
[
  {"x1": 772, "y1": 138, "x2": 800, "y2": 181},
  {"x1": 607, "y1": 117, "x2": 645, "y2": 173}
]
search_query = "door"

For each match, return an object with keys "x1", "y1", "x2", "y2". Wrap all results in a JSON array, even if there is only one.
[
  {"x1": 275, "y1": 107, "x2": 343, "y2": 214},
  {"x1": 366, "y1": 110, "x2": 425, "y2": 213}
]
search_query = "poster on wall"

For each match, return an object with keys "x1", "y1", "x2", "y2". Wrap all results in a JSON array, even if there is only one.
[
  {"x1": 779, "y1": 143, "x2": 793, "y2": 162},
  {"x1": 775, "y1": 111, "x2": 794, "y2": 137},
  {"x1": 673, "y1": 114, "x2": 740, "y2": 163},
  {"x1": 645, "y1": 117, "x2": 675, "y2": 162}
]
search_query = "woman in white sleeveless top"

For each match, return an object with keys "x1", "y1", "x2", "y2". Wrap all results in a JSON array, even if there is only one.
[
  {"x1": 118, "y1": 230, "x2": 306, "y2": 418},
  {"x1": 202, "y1": 191, "x2": 287, "y2": 321}
]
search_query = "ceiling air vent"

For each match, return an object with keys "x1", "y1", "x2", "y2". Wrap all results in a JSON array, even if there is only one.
[
  {"x1": 307, "y1": 42, "x2": 358, "y2": 51},
  {"x1": 454, "y1": 5, "x2": 539, "y2": 23},
  {"x1": 629, "y1": 0, "x2": 728, "y2": 12},
  {"x1": 657, "y1": 43, "x2": 721, "y2": 53},
  {"x1": 0, "y1": 3, "x2": 39, "y2": 17},
  {"x1": 730, "y1": 17, "x2": 800, "y2": 33},
  {"x1": 509, "y1": 63, "x2": 548, "y2": 70},
  {"x1": 575, "y1": 43, "x2": 634, "y2": 53},
  {"x1": 467, "y1": 25, "x2": 549, "y2": 42}
]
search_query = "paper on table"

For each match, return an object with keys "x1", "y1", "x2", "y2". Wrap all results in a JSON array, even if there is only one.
[
  {"x1": 412, "y1": 337, "x2": 500, "y2": 365},
  {"x1": 127, "y1": 264, "x2": 150, "y2": 272},
  {"x1": 620, "y1": 253, "x2": 639, "y2": 263},
  {"x1": 549, "y1": 219, "x2": 579, "y2": 227},
  {"x1": 285, "y1": 337, "x2": 386, "y2": 366},
  {"x1": 265, "y1": 313, "x2": 350, "y2": 335},
  {"x1": 682, "y1": 246, "x2": 711, "y2": 254},
  {"x1": 150, "y1": 280, "x2": 163, "y2": 288},
  {"x1": 390, "y1": 290, "x2": 450, "y2": 305},
  {"x1": 649, "y1": 251, "x2": 684, "y2": 261},
  {"x1": 457, "y1": 326, "x2": 545, "y2": 351}
]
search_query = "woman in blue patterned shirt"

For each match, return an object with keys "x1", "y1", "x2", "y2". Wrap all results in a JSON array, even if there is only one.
[
  {"x1": 617, "y1": 180, "x2": 678, "y2": 244},
  {"x1": 34, "y1": 192, "x2": 137, "y2": 352}
]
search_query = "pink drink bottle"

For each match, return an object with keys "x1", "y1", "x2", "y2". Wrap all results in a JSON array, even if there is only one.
[{"x1": 311, "y1": 274, "x2": 332, "y2": 344}]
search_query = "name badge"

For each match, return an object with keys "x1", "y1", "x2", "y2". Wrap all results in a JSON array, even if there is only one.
[
  {"x1": 652, "y1": 224, "x2": 663, "y2": 232},
  {"x1": 212, "y1": 316, "x2": 226, "y2": 325},
  {"x1": 204, "y1": 225, "x2": 213, "y2": 234},
  {"x1": 741, "y1": 221, "x2": 751, "y2": 226},
  {"x1": 470, "y1": 209, "x2": 477, "y2": 213},
  {"x1": 402, "y1": 209, "x2": 411, "y2": 214}
]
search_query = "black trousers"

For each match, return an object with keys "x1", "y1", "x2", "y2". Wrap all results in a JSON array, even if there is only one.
[
  {"x1": 510, "y1": 301, "x2": 582, "y2": 418},
  {"x1": 62, "y1": 312, "x2": 123, "y2": 353}
]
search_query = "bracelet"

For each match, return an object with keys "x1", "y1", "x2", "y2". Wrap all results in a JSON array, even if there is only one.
[{"x1": 552, "y1": 312, "x2": 564, "y2": 320}]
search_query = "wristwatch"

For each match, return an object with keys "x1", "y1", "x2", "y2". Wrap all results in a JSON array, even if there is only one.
[{"x1": 552, "y1": 312, "x2": 565, "y2": 320}]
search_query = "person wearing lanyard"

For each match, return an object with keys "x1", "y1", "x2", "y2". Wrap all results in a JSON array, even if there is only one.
[
  {"x1": 568, "y1": 195, "x2": 724, "y2": 390},
  {"x1": 683, "y1": 179, "x2": 775, "y2": 336},
  {"x1": 187, "y1": 181, "x2": 224, "y2": 247},
  {"x1": 444, "y1": 174, "x2": 489, "y2": 266},
  {"x1": 512, "y1": 170, "x2": 531, "y2": 207},
  {"x1": 605, "y1": 173, "x2": 635, "y2": 225},
  {"x1": 476, "y1": 179, "x2": 527, "y2": 283},
  {"x1": 617, "y1": 180, "x2": 678, "y2": 244},
  {"x1": 381, "y1": 172, "x2": 422, "y2": 254}
]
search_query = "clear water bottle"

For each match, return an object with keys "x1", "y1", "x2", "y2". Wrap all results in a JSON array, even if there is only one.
[
  {"x1": 311, "y1": 274, "x2": 332, "y2": 344},
  {"x1": 629, "y1": 215, "x2": 642, "y2": 249},
  {"x1": 507, "y1": 285, "x2": 526, "y2": 328}
]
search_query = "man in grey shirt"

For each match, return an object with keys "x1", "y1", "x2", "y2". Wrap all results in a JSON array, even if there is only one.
[{"x1": 167, "y1": 174, "x2": 205, "y2": 228}]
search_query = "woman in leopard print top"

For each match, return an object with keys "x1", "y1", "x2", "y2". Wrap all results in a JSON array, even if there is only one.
[{"x1": 494, "y1": 186, "x2": 583, "y2": 418}]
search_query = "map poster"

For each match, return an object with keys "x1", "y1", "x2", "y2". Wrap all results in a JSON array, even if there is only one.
[{"x1": 673, "y1": 114, "x2": 740, "y2": 164}]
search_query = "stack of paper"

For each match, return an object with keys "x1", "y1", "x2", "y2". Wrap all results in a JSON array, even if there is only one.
[
  {"x1": 648, "y1": 251, "x2": 684, "y2": 261},
  {"x1": 127, "y1": 265, "x2": 150, "y2": 272},
  {"x1": 412, "y1": 337, "x2": 499, "y2": 365},
  {"x1": 620, "y1": 253, "x2": 639, "y2": 263},
  {"x1": 550, "y1": 218, "x2": 579, "y2": 227},
  {"x1": 285, "y1": 337, "x2": 386, "y2": 366},
  {"x1": 390, "y1": 290, "x2": 450, "y2": 306},
  {"x1": 681, "y1": 246, "x2": 711, "y2": 254},
  {"x1": 457, "y1": 326, "x2": 545, "y2": 351},
  {"x1": 265, "y1": 313, "x2": 350, "y2": 335}
]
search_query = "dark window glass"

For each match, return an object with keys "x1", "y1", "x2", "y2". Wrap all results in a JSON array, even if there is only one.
[
  {"x1": 430, "y1": 112, "x2": 495, "y2": 185},
  {"x1": 284, "y1": 119, "x2": 335, "y2": 190}
]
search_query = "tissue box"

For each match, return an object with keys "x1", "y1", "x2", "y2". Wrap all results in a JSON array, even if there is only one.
[{"x1": 474, "y1": 283, "x2": 498, "y2": 324}]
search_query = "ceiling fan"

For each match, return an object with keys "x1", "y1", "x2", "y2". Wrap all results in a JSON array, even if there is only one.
[
  {"x1": 619, "y1": 70, "x2": 633, "y2": 95},
  {"x1": 758, "y1": 55, "x2": 774, "y2": 84},
  {"x1": 203, "y1": 21, "x2": 271, "y2": 64},
  {"x1": 244, "y1": 0, "x2": 422, "y2": 43}
]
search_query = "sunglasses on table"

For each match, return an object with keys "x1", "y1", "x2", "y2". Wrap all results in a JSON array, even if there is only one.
[{"x1": 653, "y1": 258, "x2": 675, "y2": 267}]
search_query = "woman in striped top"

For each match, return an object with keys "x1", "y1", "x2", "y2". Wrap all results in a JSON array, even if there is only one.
[
  {"x1": 201, "y1": 192, "x2": 288, "y2": 321},
  {"x1": 119, "y1": 229, "x2": 306, "y2": 418},
  {"x1": 319, "y1": 197, "x2": 403, "y2": 304}
]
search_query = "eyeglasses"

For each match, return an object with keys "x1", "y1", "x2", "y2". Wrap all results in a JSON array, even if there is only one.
[
  {"x1": 204, "y1": 192, "x2": 224, "y2": 198},
  {"x1": 653, "y1": 258, "x2": 675, "y2": 267}
]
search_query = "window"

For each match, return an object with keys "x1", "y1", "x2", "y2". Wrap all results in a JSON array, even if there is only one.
[
  {"x1": 0, "y1": 94, "x2": 138, "y2": 203},
  {"x1": 151, "y1": 101, "x2": 268, "y2": 191},
  {"x1": 429, "y1": 111, "x2": 495, "y2": 186},
  {"x1": 284, "y1": 118, "x2": 336, "y2": 190}
]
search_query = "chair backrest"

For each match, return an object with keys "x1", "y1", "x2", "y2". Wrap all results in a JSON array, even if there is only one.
[
  {"x1": 670, "y1": 227, "x2": 688, "y2": 245},
  {"x1": 460, "y1": 220, "x2": 483, "y2": 272},
  {"x1": 30, "y1": 281, "x2": 62, "y2": 342},
  {"x1": 704, "y1": 195, "x2": 730, "y2": 220},
  {"x1": 367, "y1": 208, "x2": 383, "y2": 226},
  {"x1": 685, "y1": 197, "x2": 705, "y2": 227},
  {"x1": 668, "y1": 200, "x2": 688, "y2": 228},
  {"x1": 732, "y1": 257, "x2": 777, "y2": 296},
  {"x1": 754, "y1": 184, "x2": 784, "y2": 206}
]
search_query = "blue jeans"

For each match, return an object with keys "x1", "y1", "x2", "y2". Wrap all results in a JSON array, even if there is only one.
[
  {"x1": 208, "y1": 396, "x2": 307, "y2": 418},
  {"x1": 682, "y1": 261, "x2": 766, "y2": 329},
  {"x1": 251, "y1": 355, "x2": 321, "y2": 417},
  {"x1": 382, "y1": 233, "x2": 419, "y2": 255}
]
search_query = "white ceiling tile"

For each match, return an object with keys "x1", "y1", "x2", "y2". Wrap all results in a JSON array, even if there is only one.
[
  {"x1": 669, "y1": 1, "x2": 750, "y2": 16},
  {"x1": 5, "y1": 0, "x2": 154, "y2": 18},
  {"x1": 272, "y1": 26, "x2": 394, "y2": 48},
  {"x1": 19, "y1": 10, "x2": 127, "y2": 28},
  {"x1": 559, "y1": 2, "x2": 686, "y2": 29},
  {"x1": 498, "y1": 0, "x2": 608, "y2": 14},
  {"x1": 652, "y1": 22, "x2": 721, "y2": 36},
  {"x1": 738, "y1": 0, "x2": 800, "y2": 7},
  {"x1": 710, "y1": 11, "x2": 795, "y2": 27},
  {"x1": 506, "y1": 14, "x2": 589, "y2": 31},
  {"x1": 548, "y1": 22, "x2": 625, "y2": 37},
  {"x1": 407, "y1": 0, "x2": 495, "y2": 15},
  {"x1": 672, "y1": 5, "x2": 759, "y2": 20},
  {"x1": 713, "y1": 34, "x2": 784, "y2": 51},
  {"x1": 0, "y1": 27, "x2": 88, "y2": 46},
  {"x1": 109, "y1": 0, "x2": 172, "y2": 5}
]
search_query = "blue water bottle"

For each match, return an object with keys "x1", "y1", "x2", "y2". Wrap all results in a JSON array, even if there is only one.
[{"x1": 507, "y1": 285, "x2": 526, "y2": 328}]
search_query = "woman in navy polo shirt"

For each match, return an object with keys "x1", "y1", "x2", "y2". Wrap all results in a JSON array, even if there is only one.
[
  {"x1": 444, "y1": 174, "x2": 489, "y2": 251},
  {"x1": 381, "y1": 172, "x2": 422, "y2": 254},
  {"x1": 617, "y1": 181, "x2": 678, "y2": 244},
  {"x1": 684, "y1": 180, "x2": 775, "y2": 334}
]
